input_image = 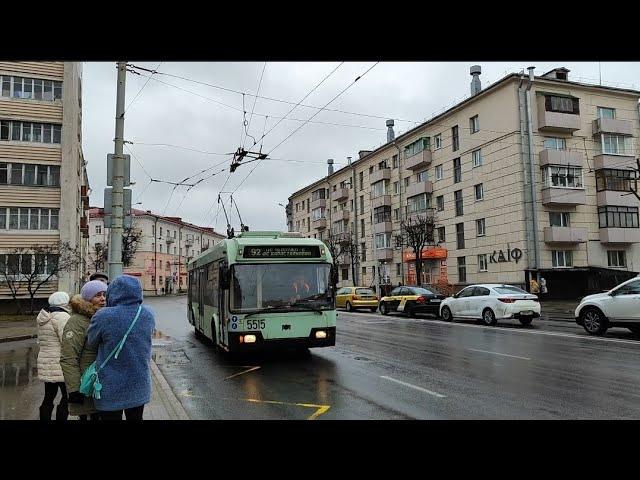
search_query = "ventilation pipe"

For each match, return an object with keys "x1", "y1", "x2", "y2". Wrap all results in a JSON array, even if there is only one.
[
  {"x1": 386, "y1": 119, "x2": 395, "y2": 142},
  {"x1": 327, "y1": 158, "x2": 334, "y2": 176},
  {"x1": 470, "y1": 65, "x2": 482, "y2": 96}
]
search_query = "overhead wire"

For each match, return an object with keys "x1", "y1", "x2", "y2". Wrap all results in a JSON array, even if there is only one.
[{"x1": 124, "y1": 61, "x2": 162, "y2": 115}]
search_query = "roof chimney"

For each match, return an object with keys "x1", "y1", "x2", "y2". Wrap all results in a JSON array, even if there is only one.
[
  {"x1": 470, "y1": 65, "x2": 482, "y2": 96},
  {"x1": 347, "y1": 156, "x2": 352, "y2": 166},
  {"x1": 386, "y1": 119, "x2": 395, "y2": 142},
  {"x1": 528, "y1": 66, "x2": 535, "y2": 82},
  {"x1": 327, "y1": 158, "x2": 334, "y2": 176},
  {"x1": 358, "y1": 150, "x2": 372, "y2": 159}
]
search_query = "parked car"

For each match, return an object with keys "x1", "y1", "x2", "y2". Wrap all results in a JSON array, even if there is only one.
[
  {"x1": 379, "y1": 286, "x2": 446, "y2": 317},
  {"x1": 574, "y1": 276, "x2": 640, "y2": 336},
  {"x1": 335, "y1": 287, "x2": 379, "y2": 312},
  {"x1": 439, "y1": 284, "x2": 540, "y2": 326}
]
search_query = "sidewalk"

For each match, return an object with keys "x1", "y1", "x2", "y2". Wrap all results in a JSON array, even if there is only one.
[
  {"x1": 0, "y1": 335, "x2": 189, "y2": 420},
  {"x1": 539, "y1": 300, "x2": 580, "y2": 321}
]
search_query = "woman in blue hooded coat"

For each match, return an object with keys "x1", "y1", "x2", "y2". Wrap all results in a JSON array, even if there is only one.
[{"x1": 87, "y1": 274, "x2": 155, "y2": 421}]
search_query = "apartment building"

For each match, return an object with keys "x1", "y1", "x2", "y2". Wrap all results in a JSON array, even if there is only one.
[
  {"x1": 288, "y1": 66, "x2": 640, "y2": 298},
  {"x1": 0, "y1": 62, "x2": 89, "y2": 306},
  {"x1": 89, "y1": 207, "x2": 225, "y2": 295}
]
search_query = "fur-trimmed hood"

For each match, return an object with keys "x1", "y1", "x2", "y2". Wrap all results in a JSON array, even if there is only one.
[{"x1": 69, "y1": 294, "x2": 101, "y2": 318}]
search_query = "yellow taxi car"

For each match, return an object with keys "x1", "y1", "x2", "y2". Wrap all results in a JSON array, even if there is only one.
[
  {"x1": 379, "y1": 285, "x2": 446, "y2": 317},
  {"x1": 335, "y1": 287, "x2": 379, "y2": 312}
]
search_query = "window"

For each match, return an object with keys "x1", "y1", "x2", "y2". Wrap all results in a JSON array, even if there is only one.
[
  {"x1": 342, "y1": 268, "x2": 349, "y2": 281},
  {"x1": 456, "y1": 223, "x2": 465, "y2": 249},
  {"x1": 545, "y1": 95, "x2": 579, "y2": 114},
  {"x1": 375, "y1": 232, "x2": 392, "y2": 249},
  {"x1": 378, "y1": 159, "x2": 388, "y2": 170},
  {"x1": 453, "y1": 158, "x2": 461, "y2": 183},
  {"x1": 549, "y1": 212, "x2": 570, "y2": 227},
  {"x1": 404, "y1": 177, "x2": 410, "y2": 188},
  {"x1": 36, "y1": 165, "x2": 48, "y2": 186},
  {"x1": 360, "y1": 219, "x2": 365, "y2": 237},
  {"x1": 0, "y1": 121, "x2": 61, "y2": 144},
  {"x1": 312, "y1": 207, "x2": 325, "y2": 221},
  {"x1": 350, "y1": 199, "x2": 354, "y2": 212},
  {"x1": 543, "y1": 137, "x2": 566, "y2": 150},
  {"x1": 311, "y1": 189, "x2": 326, "y2": 201},
  {"x1": 597, "y1": 107, "x2": 615, "y2": 119},
  {"x1": 392, "y1": 155, "x2": 398, "y2": 168},
  {"x1": 22, "y1": 122, "x2": 32, "y2": 142},
  {"x1": 332, "y1": 220, "x2": 346, "y2": 234},
  {"x1": 478, "y1": 254, "x2": 488, "y2": 272},
  {"x1": 552, "y1": 250, "x2": 573, "y2": 268},
  {"x1": 435, "y1": 165, "x2": 443, "y2": 180},
  {"x1": 417, "y1": 170, "x2": 428, "y2": 183},
  {"x1": 49, "y1": 166, "x2": 60, "y2": 186},
  {"x1": 1, "y1": 76, "x2": 10, "y2": 97},
  {"x1": 394, "y1": 208, "x2": 399, "y2": 221},
  {"x1": 374, "y1": 206, "x2": 391, "y2": 224},
  {"x1": 476, "y1": 218, "x2": 486, "y2": 236},
  {"x1": 596, "y1": 169, "x2": 638, "y2": 192},
  {"x1": 434, "y1": 134, "x2": 442, "y2": 150},
  {"x1": 457, "y1": 257, "x2": 466, "y2": 282},
  {"x1": 452, "y1": 126, "x2": 459, "y2": 152},
  {"x1": 369, "y1": 166, "x2": 374, "y2": 174},
  {"x1": 160, "y1": 245, "x2": 163, "y2": 253},
  {"x1": 469, "y1": 115, "x2": 479, "y2": 134},
  {"x1": 472, "y1": 149, "x2": 482, "y2": 167},
  {"x1": 393, "y1": 181, "x2": 399, "y2": 195},
  {"x1": 396, "y1": 263, "x2": 401, "y2": 276},
  {"x1": 372, "y1": 180, "x2": 388, "y2": 198},
  {"x1": 404, "y1": 137, "x2": 430, "y2": 158},
  {"x1": 542, "y1": 166, "x2": 583, "y2": 188},
  {"x1": 1, "y1": 208, "x2": 58, "y2": 230},
  {"x1": 598, "y1": 206, "x2": 639, "y2": 228},
  {"x1": 362, "y1": 266, "x2": 367, "y2": 278},
  {"x1": 436, "y1": 195, "x2": 444, "y2": 212},
  {"x1": 360, "y1": 196, "x2": 365, "y2": 214},
  {"x1": 407, "y1": 194, "x2": 430, "y2": 214},
  {"x1": 438, "y1": 226, "x2": 446, "y2": 244},
  {"x1": 0, "y1": 121, "x2": 9, "y2": 141},
  {"x1": 96, "y1": 225, "x2": 102, "y2": 234},
  {"x1": 454, "y1": 190, "x2": 463, "y2": 216},
  {"x1": 474, "y1": 183, "x2": 484, "y2": 201},
  {"x1": 0, "y1": 209, "x2": 5, "y2": 229},
  {"x1": 359, "y1": 172, "x2": 364, "y2": 190},
  {"x1": 607, "y1": 250, "x2": 626, "y2": 267},
  {"x1": 361, "y1": 243, "x2": 366, "y2": 262},
  {"x1": 601, "y1": 134, "x2": 632, "y2": 156},
  {"x1": 302, "y1": 218, "x2": 305, "y2": 227}
]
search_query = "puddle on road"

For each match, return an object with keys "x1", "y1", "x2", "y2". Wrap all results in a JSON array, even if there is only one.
[
  {"x1": 0, "y1": 342, "x2": 40, "y2": 419},
  {"x1": 152, "y1": 329, "x2": 174, "y2": 347}
]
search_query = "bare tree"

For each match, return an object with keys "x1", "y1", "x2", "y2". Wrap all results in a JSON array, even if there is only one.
[
  {"x1": 90, "y1": 222, "x2": 142, "y2": 271},
  {"x1": 401, "y1": 213, "x2": 436, "y2": 287},
  {"x1": 88, "y1": 243, "x2": 108, "y2": 273},
  {"x1": 323, "y1": 231, "x2": 360, "y2": 287},
  {"x1": 0, "y1": 242, "x2": 82, "y2": 313}
]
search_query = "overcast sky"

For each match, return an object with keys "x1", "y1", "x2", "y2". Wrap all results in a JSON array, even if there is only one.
[{"x1": 84, "y1": 61, "x2": 640, "y2": 233}]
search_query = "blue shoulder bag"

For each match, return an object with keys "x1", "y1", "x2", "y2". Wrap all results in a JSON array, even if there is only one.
[{"x1": 79, "y1": 305, "x2": 142, "y2": 400}]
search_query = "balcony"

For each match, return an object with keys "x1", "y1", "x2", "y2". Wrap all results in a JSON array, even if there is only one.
[
  {"x1": 166, "y1": 237, "x2": 175, "y2": 244},
  {"x1": 599, "y1": 228, "x2": 640, "y2": 244},
  {"x1": 375, "y1": 248, "x2": 394, "y2": 261},
  {"x1": 594, "y1": 154, "x2": 636, "y2": 170},
  {"x1": 373, "y1": 221, "x2": 393, "y2": 234},
  {"x1": 541, "y1": 187, "x2": 586, "y2": 206},
  {"x1": 310, "y1": 197, "x2": 326, "y2": 210},
  {"x1": 338, "y1": 254, "x2": 351, "y2": 265},
  {"x1": 405, "y1": 150, "x2": 432, "y2": 170},
  {"x1": 334, "y1": 232, "x2": 351, "y2": 245},
  {"x1": 597, "y1": 190, "x2": 638, "y2": 208},
  {"x1": 312, "y1": 218, "x2": 327, "y2": 230},
  {"x1": 332, "y1": 188, "x2": 350, "y2": 202},
  {"x1": 592, "y1": 118, "x2": 634, "y2": 137},
  {"x1": 339, "y1": 209, "x2": 350, "y2": 221},
  {"x1": 371, "y1": 194, "x2": 392, "y2": 209},
  {"x1": 405, "y1": 180, "x2": 433, "y2": 198},
  {"x1": 370, "y1": 168, "x2": 391, "y2": 184},
  {"x1": 539, "y1": 149, "x2": 584, "y2": 167},
  {"x1": 406, "y1": 209, "x2": 435, "y2": 224},
  {"x1": 543, "y1": 226, "x2": 587, "y2": 243},
  {"x1": 536, "y1": 97, "x2": 580, "y2": 132}
]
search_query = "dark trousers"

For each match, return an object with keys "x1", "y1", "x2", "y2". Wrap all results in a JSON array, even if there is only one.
[
  {"x1": 78, "y1": 414, "x2": 101, "y2": 421},
  {"x1": 99, "y1": 405, "x2": 145, "y2": 421},
  {"x1": 41, "y1": 382, "x2": 67, "y2": 407}
]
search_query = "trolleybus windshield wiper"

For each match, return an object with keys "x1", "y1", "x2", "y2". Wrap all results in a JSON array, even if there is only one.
[
  {"x1": 288, "y1": 301, "x2": 323, "y2": 314},
  {"x1": 243, "y1": 306, "x2": 283, "y2": 318}
]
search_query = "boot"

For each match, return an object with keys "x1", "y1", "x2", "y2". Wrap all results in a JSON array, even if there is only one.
[
  {"x1": 39, "y1": 405, "x2": 54, "y2": 421},
  {"x1": 55, "y1": 403, "x2": 69, "y2": 421}
]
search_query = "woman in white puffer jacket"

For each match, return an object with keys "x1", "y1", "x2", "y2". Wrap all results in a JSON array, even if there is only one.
[{"x1": 36, "y1": 291, "x2": 71, "y2": 421}]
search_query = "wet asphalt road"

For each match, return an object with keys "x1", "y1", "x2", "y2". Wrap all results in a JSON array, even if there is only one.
[{"x1": 148, "y1": 295, "x2": 640, "y2": 419}]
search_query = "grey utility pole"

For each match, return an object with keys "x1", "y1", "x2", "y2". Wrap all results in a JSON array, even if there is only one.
[{"x1": 107, "y1": 61, "x2": 127, "y2": 279}]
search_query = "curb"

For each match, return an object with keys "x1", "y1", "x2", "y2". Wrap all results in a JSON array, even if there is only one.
[
  {"x1": 0, "y1": 334, "x2": 37, "y2": 344},
  {"x1": 150, "y1": 359, "x2": 190, "y2": 420}
]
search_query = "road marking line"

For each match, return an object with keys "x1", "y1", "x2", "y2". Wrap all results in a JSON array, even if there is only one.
[
  {"x1": 380, "y1": 375, "x2": 446, "y2": 398},
  {"x1": 225, "y1": 366, "x2": 261, "y2": 380},
  {"x1": 242, "y1": 398, "x2": 331, "y2": 420},
  {"x1": 467, "y1": 348, "x2": 531, "y2": 360}
]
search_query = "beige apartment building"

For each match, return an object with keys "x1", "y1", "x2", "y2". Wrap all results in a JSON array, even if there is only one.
[
  {"x1": 89, "y1": 207, "x2": 225, "y2": 295},
  {"x1": 288, "y1": 66, "x2": 640, "y2": 298},
  {"x1": 0, "y1": 62, "x2": 89, "y2": 307}
]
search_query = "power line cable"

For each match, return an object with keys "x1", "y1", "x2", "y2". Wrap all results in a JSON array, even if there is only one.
[
  {"x1": 243, "y1": 62, "x2": 267, "y2": 149},
  {"x1": 124, "y1": 61, "x2": 162, "y2": 115}
]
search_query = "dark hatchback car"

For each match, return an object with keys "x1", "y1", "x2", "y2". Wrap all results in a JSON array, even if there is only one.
[{"x1": 378, "y1": 286, "x2": 446, "y2": 317}]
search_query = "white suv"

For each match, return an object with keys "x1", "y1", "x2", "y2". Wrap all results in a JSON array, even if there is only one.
[{"x1": 575, "y1": 276, "x2": 640, "y2": 336}]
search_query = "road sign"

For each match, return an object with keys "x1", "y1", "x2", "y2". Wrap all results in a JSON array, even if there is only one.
[{"x1": 107, "y1": 154, "x2": 131, "y2": 186}]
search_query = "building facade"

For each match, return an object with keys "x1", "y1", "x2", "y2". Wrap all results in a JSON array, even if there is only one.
[
  {"x1": 89, "y1": 208, "x2": 225, "y2": 295},
  {"x1": 0, "y1": 62, "x2": 89, "y2": 305},
  {"x1": 288, "y1": 67, "x2": 640, "y2": 298}
]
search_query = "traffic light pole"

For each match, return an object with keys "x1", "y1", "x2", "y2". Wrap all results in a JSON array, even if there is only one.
[{"x1": 108, "y1": 61, "x2": 127, "y2": 279}]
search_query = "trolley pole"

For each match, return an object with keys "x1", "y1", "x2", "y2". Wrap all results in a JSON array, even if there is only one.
[{"x1": 108, "y1": 61, "x2": 127, "y2": 279}]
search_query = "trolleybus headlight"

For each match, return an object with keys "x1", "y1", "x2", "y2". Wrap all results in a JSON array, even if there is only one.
[
  {"x1": 315, "y1": 330, "x2": 327, "y2": 339},
  {"x1": 242, "y1": 334, "x2": 257, "y2": 343}
]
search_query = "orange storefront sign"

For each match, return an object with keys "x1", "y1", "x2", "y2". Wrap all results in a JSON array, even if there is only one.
[{"x1": 402, "y1": 247, "x2": 448, "y2": 262}]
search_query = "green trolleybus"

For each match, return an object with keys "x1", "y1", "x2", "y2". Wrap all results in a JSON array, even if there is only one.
[{"x1": 187, "y1": 231, "x2": 336, "y2": 352}]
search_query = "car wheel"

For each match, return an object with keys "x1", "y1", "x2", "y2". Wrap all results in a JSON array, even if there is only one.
[
  {"x1": 581, "y1": 307, "x2": 608, "y2": 336},
  {"x1": 519, "y1": 316, "x2": 533, "y2": 326},
  {"x1": 345, "y1": 301, "x2": 353, "y2": 312},
  {"x1": 440, "y1": 306, "x2": 453, "y2": 322},
  {"x1": 482, "y1": 308, "x2": 497, "y2": 326},
  {"x1": 405, "y1": 305, "x2": 415, "y2": 318},
  {"x1": 628, "y1": 326, "x2": 640, "y2": 336},
  {"x1": 380, "y1": 302, "x2": 389, "y2": 315}
]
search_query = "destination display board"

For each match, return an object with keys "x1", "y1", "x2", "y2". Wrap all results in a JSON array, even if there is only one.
[{"x1": 243, "y1": 245, "x2": 321, "y2": 258}]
